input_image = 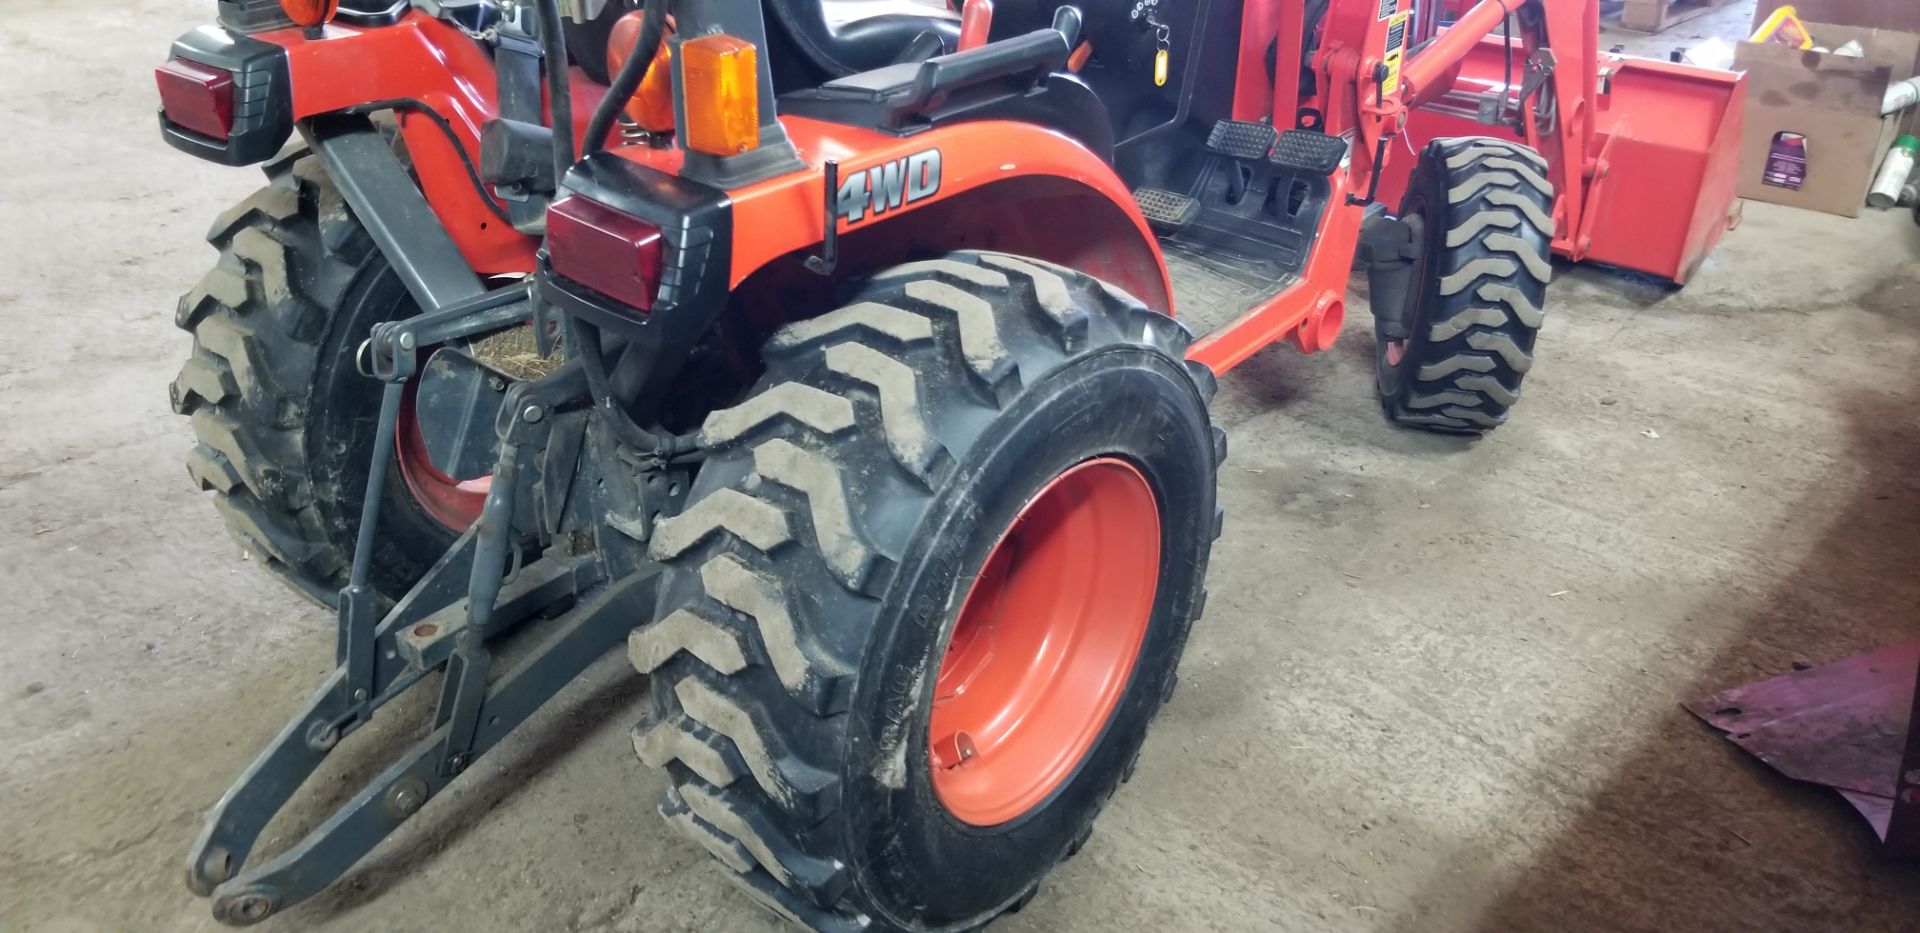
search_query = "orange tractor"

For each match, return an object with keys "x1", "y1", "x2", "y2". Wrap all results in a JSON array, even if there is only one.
[{"x1": 156, "y1": 0, "x2": 1742, "y2": 927}]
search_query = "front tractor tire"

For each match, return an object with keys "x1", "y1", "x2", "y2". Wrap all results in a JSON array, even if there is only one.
[
  {"x1": 630, "y1": 252, "x2": 1224, "y2": 930},
  {"x1": 1374, "y1": 136, "x2": 1555, "y2": 434},
  {"x1": 170, "y1": 150, "x2": 471, "y2": 606}
]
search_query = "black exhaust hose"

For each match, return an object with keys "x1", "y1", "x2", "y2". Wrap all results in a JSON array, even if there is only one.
[
  {"x1": 584, "y1": 0, "x2": 668, "y2": 156},
  {"x1": 530, "y1": 0, "x2": 577, "y2": 185}
]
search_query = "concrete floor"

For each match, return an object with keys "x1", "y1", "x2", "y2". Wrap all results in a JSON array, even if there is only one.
[{"x1": 5, "y1": 1, "x2": 1920, "y2": 931}]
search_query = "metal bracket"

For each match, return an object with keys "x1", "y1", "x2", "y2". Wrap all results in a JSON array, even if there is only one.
[
  {"x1": 1347, "y1": 64, "x2": 1396, "y2": 207},
  {"x1": 1347, "y1": 133, "x2": 1394, "y2": 207},
  {"x1": 432, "y1": 395, "x2": 544, "y2": 776},
  {"x1": 304, "y1": 115, "x2": 485, "y2": 314},
  {"x1": 804, "y1": 159, "x2": 841, "y2": 276},
  {"x1": 494, "y1": 0, "x2": 538, "y2": 41},
  {"x1": 333, "y1": 378, "x2": 408, "y2": 728},
  {"x1": 491, "y1": 2, "x2": 553, "y2": 232},
  {"x1": 1514, "y1": 49, "x2": 1557, "y2": 134},
  {"x1": 364, "y1": 280, "x2": 537, "y2": 384},
  {"x1": 423, "y1": 0, "x2": 503, "y2": 39}
]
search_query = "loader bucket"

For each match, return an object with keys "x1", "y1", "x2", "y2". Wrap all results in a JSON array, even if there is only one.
[
  {"x1": 1396, "y1": 39, "x2": 1746, "y2": 284},
  {"x1": 1580, "y1": 57, "x2": 1746, "y2": 284}
]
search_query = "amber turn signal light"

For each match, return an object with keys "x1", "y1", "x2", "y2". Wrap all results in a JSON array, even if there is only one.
[
  {"x1": 278, "y1": 0, "x2": 340, "y2": 29},
  {"x1": 679, "y1": 34, "x2": 760, "y2": 156},
  {"x1": 608, "y1": 11, "x2": 677, "y2": 133}
]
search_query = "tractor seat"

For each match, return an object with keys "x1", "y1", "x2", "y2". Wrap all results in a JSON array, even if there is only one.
[{"x1": 763, "y1": 0, "x2": 963, "y2": 78}]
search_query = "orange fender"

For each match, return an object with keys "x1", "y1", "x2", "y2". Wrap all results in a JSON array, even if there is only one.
[{"x1": 607, "y1": 115, "x2": 1174, "y2": 315}]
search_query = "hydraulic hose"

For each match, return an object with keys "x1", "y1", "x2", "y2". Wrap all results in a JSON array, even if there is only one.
[
  {"x1": 584, "y1": 0, "x2": 668, "y2": 156},
  {"x1": 530, "y1": 0, "x2": 577, "y2": 186},
  {"x1": 564, "y1": 310, "x2": 693, "y2": 457},
  {"x1": 540, "y1": 0, "x2": 686, "y2": 457}
]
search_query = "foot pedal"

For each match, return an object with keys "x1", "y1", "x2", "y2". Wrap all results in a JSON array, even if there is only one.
[
  {"x1": 1269, "y1": 129, "x2": 1348, "y2": 175},
  {"x1": 1205, "y1": 120, "x2": 1277, "y2": 161},
  {"x1": 1134, "y1": 187, "x2": 1200, "y2": 230}
]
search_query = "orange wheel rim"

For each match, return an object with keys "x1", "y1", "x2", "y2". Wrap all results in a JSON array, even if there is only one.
[
  {"x1": 395, "y1": 384, "x2": 489, "y2": 531},
  {"x1": 928, "y1": 457, "x2": 1161, "y2": 826}
]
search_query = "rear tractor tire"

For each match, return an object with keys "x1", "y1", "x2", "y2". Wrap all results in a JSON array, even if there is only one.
[
  {"x1": 1372, "y1": 136, "x2": 1555, "y2": 435},
  {"x1": 629, "y1": 252, "x2": 1225, "y2": 930},
  {"x1": 170, "y1": 149, "x2": 475, "y2": 607}
]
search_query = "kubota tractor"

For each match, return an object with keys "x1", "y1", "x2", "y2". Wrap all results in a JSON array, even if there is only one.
[{"x1": 155, "y1": 0, "x2": 1743, "y2": 927}]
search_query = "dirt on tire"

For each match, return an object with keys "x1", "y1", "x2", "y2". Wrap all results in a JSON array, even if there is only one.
[
  {"x1": 628, "y1": 251, "x2": 1224, "y2": 931},
  {"x1": 170, "y1": 149, "x2": 460, "y2": 606}
]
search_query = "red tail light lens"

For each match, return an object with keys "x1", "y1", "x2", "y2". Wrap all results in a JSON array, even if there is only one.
[
  {"x1": 546, "y1": 196, "x2": 664, "y2": 313},
  {"x1": 155, "y1": 58, "x2": 235, "y2": 141}
]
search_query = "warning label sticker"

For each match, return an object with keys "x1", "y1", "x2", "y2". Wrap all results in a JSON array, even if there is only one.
[{"x1": 1382, "y1": 12, "x2": 1408, "y2": 95}]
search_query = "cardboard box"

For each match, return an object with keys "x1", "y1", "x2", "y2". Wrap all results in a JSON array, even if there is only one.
[
  {"x1": 1753, "y1": 1, "x2": 1920, "y2": 37},
  {"x1": 1733, "y1": 23, "x2": 1919, "y2": 216},
  {"x1": 1752, "y1": 2, "x2": 1920, "y2": 134}
]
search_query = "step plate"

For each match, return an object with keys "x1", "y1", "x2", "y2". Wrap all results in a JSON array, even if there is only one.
[
  {"x1": 1164, "y1": 241, "x2": 1303, "y2": 317},
  {"x1": 1269, "y1": 129, "x2": 1348, "y2": 176},
  {"x1": 1205, "y1": 120, "x2": 1278, "y2": 161},
  {"x1": 1134, "y1": 186, "x2": 1201, "y2": 229}
]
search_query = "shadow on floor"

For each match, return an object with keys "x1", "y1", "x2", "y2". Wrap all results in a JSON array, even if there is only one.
[{"x1": 1392, "y1": 316, "x2": 1920, "y2": 930}]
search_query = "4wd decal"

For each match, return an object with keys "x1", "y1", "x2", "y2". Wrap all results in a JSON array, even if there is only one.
[{"x1": 836, "y1": 149, "x2": 942, "y2": 224}]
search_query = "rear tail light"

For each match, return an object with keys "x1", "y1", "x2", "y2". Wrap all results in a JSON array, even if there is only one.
[
  {"x1": 155, "y1": 58, "x2": 235, "y2": 141},
  {"x1": 546, "y1": 196, "x2": 665, "y2": 313},
  {"x1": 157, "y1": 28, "x2": 293, "y2": 165}
]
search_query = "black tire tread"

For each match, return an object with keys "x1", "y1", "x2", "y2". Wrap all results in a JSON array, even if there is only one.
[
  {"x1": 1385, "y1": 136, "x2": 1554, "y2": 434},
  {"x1": 631, "y1": 251, "x2": 1213, "y2": 931},
  {"x1": 172, "y1": 150, "x2": 363, "y2": 604}
]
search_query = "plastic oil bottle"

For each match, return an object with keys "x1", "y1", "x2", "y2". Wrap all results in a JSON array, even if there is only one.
[{"x1": 1868, "y1": 136, "x2": 1918, "y2": 209}]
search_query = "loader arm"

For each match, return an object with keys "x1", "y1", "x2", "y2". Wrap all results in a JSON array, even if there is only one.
[{"x1": 1383, "y1": 0, "x2": 1746, "y2": 283}]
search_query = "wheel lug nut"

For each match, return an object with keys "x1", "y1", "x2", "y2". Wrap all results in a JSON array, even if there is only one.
[{"x1": 931, "y1": 731, "x2": 977, "y2": 769}]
